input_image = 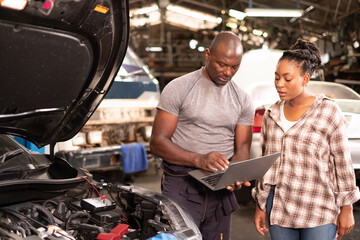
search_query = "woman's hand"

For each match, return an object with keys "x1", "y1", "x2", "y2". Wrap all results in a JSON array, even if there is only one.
[
  {"x1": 336, "y1": 205, "x2": 354, "y2": 240},
  {"x1": 254, "y1": 204, "x2": 268, "y2": 236},
  {"x1": 226, "y1": 181, "x2": 251, "y2": 192}
]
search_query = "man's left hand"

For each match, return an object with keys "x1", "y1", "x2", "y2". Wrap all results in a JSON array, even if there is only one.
[{"x1": 226, "y1": 181, "x2": 251, "y2": 191}]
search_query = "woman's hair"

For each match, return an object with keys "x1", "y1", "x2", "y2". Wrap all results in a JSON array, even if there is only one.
[{"x1": 279, "y1": 39, "x2": 321, "y2": 76}]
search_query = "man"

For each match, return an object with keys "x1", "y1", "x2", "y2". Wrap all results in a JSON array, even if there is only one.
[{"x1": 150, "y1": 31, "x2": 255, "y2": 240}]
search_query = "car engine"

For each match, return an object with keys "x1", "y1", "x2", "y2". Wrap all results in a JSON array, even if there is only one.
[{"x1": 0, "y1": 178, "x2": 199, "y2": 240}]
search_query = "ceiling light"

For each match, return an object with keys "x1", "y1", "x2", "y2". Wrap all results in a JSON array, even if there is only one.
[
  {"x1": 226, "y1": 22, "x2": 238, "y2": 29},
  {"x1": 229, "y1": 9, "x2": 246, "y2": 20},
  {"x1": 252, "y1": 29, "x2": 263, "y2": 36},
  {"x1": 198, "y1": 46, "x2": 205, "y2": 52},
  {"x1": 189, "y1": 39, "x2": 198, "y2": 49},
  {"x1": 245, "y1": 8, "x2": 303, "y2": 17},
  {"x1": 164, "y1": 4, "x2": 220, "y2": 30},
  {"x1": 167, "y1": 4, "x2": 219, "y2": 23},
  {"x1": 145, "y1": 47, "x2": 163, "y2": 52},
  {"x1": 157, "y1": 0, "x2": 170, "y2": 8},
  {"x1": 353, "y1": 41, "x2": 359, "y2": 49},
  {"x1": 130, "y1": 4, "x2": 159, "y2": 16},
  {"x1": 239, "y1": 26, "x2": 248, "y2": 32},
  {"x1": 130, "y1": 10, "x2": 161, "y2": 27}
]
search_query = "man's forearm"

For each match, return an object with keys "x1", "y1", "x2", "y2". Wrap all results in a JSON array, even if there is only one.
[
  {"x1": 231, "y1": 145, "x2": 251, "y2": 162},
  {"x1": 150, "y1": 135, "x2": 202, "y2": 168},
  {"x1": 233, "y1": 125, "x2": 252, "y2": 162}
]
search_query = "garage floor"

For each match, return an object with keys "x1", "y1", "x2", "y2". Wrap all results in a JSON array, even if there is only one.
[{"x1": 131, "y1": 162, "x2": 360, "y2": 240}]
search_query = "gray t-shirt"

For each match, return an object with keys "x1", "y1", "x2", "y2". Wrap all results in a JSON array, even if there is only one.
[{"x1": 157, "y1": 68, "x2": 255, "y2": 173}]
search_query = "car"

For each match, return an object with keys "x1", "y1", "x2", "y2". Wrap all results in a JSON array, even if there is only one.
[
  {"x1": 232, "y1": 49, "x2": 360, "y2": 171},
  {"x1": 0, "y1": 134, "x2": 202, "y2": 239},
  {"x1": 0, "y1": 1, "x2": 201, "y2": 239}
]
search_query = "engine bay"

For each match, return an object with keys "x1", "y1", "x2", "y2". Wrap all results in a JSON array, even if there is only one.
[{"x1": 0, "y1": 177, "x2": 188, "y2": 240}]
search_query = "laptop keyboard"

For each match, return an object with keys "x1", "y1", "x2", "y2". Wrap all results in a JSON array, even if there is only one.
[{"x1": 201, "y1": 172, "x2": 224, "y2": 187}]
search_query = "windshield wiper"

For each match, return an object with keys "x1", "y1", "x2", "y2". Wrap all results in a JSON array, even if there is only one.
[{"x1": 0, "y1": 149, "x2": 24, "y2": 164}]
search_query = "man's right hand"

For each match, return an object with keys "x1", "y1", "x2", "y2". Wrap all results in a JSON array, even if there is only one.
[
  {"x1": 198, "y1": 152, "x2": 229, "y2": 172},
  {"x1": 254, "y1": 204, "x2": 268, "y2": 236}
]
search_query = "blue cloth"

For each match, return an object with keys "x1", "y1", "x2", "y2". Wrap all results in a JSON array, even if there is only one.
[
  {"x1": 147, "y1": 233, "x2": 178, "y2": 240},
  {"x1": 13, "y1": 137, "x2": 45, "y2": 153},
  {"x1": 121, "y1": 143, "x2": 148, "y2": 174}
]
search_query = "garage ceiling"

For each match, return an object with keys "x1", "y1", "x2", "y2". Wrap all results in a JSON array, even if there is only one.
[{"x1": 129, "y1": 0, "x2": 360, "y2": 82}]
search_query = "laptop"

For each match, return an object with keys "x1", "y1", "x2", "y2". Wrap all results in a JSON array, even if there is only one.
[{"x1": 188, "y1": 152, "x2": 281, "y2": 191}]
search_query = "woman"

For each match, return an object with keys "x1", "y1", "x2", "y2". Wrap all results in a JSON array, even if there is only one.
[{"x1": 252, "y1": 39, "x2": 360, "y2": 240}]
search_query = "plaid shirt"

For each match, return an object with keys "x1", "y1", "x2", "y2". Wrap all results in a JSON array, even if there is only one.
[{"x1": 252, "y1": 94, "x2": 360, "y2": 228}]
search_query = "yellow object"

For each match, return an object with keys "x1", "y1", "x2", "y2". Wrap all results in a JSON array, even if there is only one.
[{"x1": 94, "y1": 5, "x2": 109, "y2": 14}]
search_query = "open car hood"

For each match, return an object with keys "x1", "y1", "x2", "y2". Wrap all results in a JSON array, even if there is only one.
[{"x1": 0, "y1": 0, "x2": 129, "y2": 147}]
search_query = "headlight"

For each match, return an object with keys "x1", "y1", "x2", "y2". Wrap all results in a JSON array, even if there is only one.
[
  {"x1": 72, "y1": 132, "x2": 86, "y2": 146},
  {"x1": 164, "y1": 200, "x2": 202, "y2": 239},
  {"x1": 117, "y1": 186, "x2": 202, "y2": 239}
]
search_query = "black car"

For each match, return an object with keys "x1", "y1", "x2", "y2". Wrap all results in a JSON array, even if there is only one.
[{"x1": 0, "y1": 1, "x2": 201, "y2": 239}]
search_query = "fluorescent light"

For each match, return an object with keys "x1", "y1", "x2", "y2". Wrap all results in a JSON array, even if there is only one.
[
  {"x1": 131, "y1": 4, "x2": 220, "y2": 31},
  {"x1": 165, "y1": 5, "x2": 220, "y2": 31},
  {"x1": 252, "y1": 29, "x2": 263, "y2": 36},
  {"x1": 167, "y1": 4, "x2": 219, "y2": 23},
  {"x1": 130, "y1": 4, "x2": 159, "y2": 16},
  {"x1": 229, "y1": 9, "x2": 246, "y2": 20},
  {"x1": 226, "y1": 22, "x2": 238, "y2": 29},
  {"x1": 245, "y1": 8, "x2": 303, "y2": 17},
  {"x1": 146, "y1": 47, "x2": 163, "y2": 52}
]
